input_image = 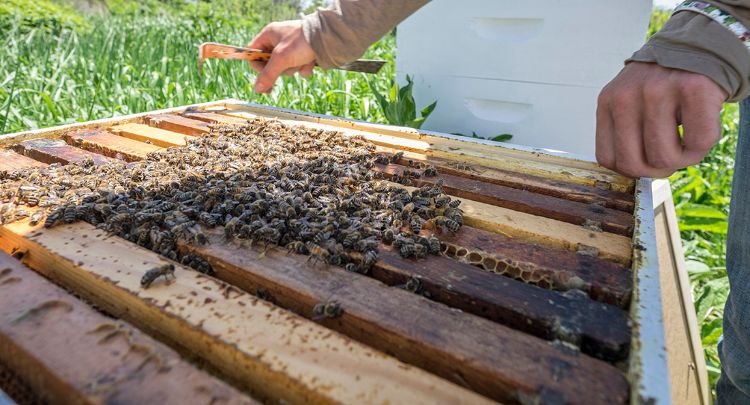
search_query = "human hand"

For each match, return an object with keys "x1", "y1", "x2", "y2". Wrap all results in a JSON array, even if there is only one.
[
  {"x1": 247, "y1": 20, "x2": 316, "y2": 93},
  {"x1": 596, "y1": 62, "x2": 728, "y2": 178}
]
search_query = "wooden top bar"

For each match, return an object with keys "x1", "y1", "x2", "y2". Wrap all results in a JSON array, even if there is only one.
[{"x1": 0, "y1": 251, "x2": 256, "y2": 405}]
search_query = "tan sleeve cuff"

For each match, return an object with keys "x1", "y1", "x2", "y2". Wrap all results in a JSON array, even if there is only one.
[
  {"x1": 302, "y1": 0, "x2": 430, "y2": 70},
  {"x1": 627, "y1": 11, "x2": 750, "y2": 102}
]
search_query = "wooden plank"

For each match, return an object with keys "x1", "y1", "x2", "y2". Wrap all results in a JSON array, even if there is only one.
[
  {"x1": 12, "y1": 139, "x2": 113, "y2": 165},
  {"x1": 110, "y1": 123, "x2": 192, "y2": 147},
  {"x1": 652, "y1": 180, "x2": 710, "y2": 405},
  {"x1": 433, "y1": 225, "x2": 633, "y2": 308},
  {"x1": 146, "y1": 115, "x2": 211, "y2": 136},
  {"x1": 0, "y1": 150, "x2": 47, "y2": 172},
  {"x1": 0, "y1": 221, "x2": 489, "y2": 405},
  {"x1": 182, "y1": 110, "x2": 249, "y2": 125},
  {"x1": 219, "y1": 108, "x2": 635, "y2": 193},
  {"x1": 369, "y1": 245, "x2": 630, "y2": 362},
  {"x1": 390, "y1": 181, "x2": 633, "y2": 265},
  {"x1": 375, "y1": 163, "x2": 634, "y2": 236},
  {"x1": 0, "y1": 251, "x2": 255, "y2": 405},
  {"x1": 180, "y1": 229, "x2": 630, "y2": 404},
  {"x1": 0, "y1": 99, "x2": 232, "y2": 147},
  {"x1": 62, "y1": 129, "x2": 162, "y2": 162},
  {"x1": 376, "y1": 145, "x2": 635, "y2": 212}
]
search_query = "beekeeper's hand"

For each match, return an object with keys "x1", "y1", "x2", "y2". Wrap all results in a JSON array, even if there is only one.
[
  {"x1": 248, "y1": 20, "x2": 316, "y2": 94},
  {"x1": 596, "y1": 62, "x2": 727, "y2": 178}
]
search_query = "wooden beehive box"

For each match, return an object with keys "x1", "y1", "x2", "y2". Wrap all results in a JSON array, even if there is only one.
[{"x1": 0, "y1": 99, "x2": 687, "y2": 404}]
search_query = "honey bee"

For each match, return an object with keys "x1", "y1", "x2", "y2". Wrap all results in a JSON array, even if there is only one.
[
  {"x1": 374, "y1": 154, "x2": 390, "y2": 165},
  {"x1": 63, "y1": 206, "x2": 77, "y2": 223},
  {"x1": 410, "y1": 216, "x2": 424, "y2": 234},
  {"x1": 390, "y1": 151, "x2": 404, "y2": 163},
  {"x1": 286, "y1": 241, "x2": 308, "y2": 254},
  {"x1": 423, "y1": 165, "x2": 438, "y2": 177},
  {"x1": 427, "y1": 216, "x2": 461, "y2": 233},
  {"x1": 448, "y1": 199, "x2": 462, "y2": 208},
  {"x1": 140, "y1": 264, "x2": 176, "y2": 288},
  {"x1": 306, "y1": 243, "x2": 330, "y2": 266},
  {"x1": 434, "y1": 195, "x2": 451, "y2": 208},
  {"x1": 361, "y1": 250, "x2": 377, "y2": 271},
  {"x1": 312, "y1": 300, "x2": 343, "y2": 321},
  {"x1": 427, "y1": 235, "x2": 441, "y2": 254},
  {"x1": 29, "y1": 210, "x2": 46, "y2": 226},
  {"x1": 44, "y1": 208, "x2": 64, "y2": 228}
]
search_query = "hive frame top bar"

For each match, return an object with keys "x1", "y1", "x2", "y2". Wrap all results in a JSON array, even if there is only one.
[{"x1": 0, "y1": 98, "x2": 669, "y2": 404}]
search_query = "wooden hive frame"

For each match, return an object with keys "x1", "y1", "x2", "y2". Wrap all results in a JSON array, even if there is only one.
[{"x1": 0, "y1": 99, "x2": 671, "y2": 404}]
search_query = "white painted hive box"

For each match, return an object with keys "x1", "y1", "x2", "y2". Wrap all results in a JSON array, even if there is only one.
[{"x1": 396, "y1": 0, "x2": 652, "y2": 156}]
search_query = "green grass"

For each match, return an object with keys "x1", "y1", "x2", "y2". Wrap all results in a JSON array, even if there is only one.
[{"x1": 0, "y1": 3, "x2": 736, "y2": 397}]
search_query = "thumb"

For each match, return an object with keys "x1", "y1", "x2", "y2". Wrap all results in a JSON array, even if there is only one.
[{"x1": 254, "y1": 50, "x2": 289, "y2": 93}]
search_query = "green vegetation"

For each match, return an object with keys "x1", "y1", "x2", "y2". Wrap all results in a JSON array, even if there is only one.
[
  {"x1": 369, "y1": 75, "x2": 436, "y2": 129},
  {"x1": 0, "y1": 2, "x2": 735, "y2": 396}
]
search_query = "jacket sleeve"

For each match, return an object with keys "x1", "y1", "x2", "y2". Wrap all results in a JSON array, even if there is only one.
[
  {"x1": 302, "y1": 0, "x2": 430, "y2": 69},
  {"x1": 628, "y1": 1, "x2": 750, "y2": 102}
]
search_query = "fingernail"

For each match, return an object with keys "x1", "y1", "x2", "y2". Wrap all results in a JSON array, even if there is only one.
[{"x1": 254, "y1": 82, "x2": 267, "y2": 93}]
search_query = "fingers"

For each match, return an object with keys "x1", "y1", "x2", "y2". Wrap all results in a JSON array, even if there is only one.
[
  {"x1": 595, "y1": 89, "x2": 616, "y2": 170},
  {"x1": 595, "y1": 63, "x2": 726, "y2": 179},
  {"x1": 680, "y1": 78, "x2": 723, "y2": 165},
  {"x1": 254, "y1": 49, "x2": 291, "y2": 93},
  {"x1": 247, "y1": 24, "x2": 278, "y2": 51},
  {"x1": 642, "y1": 84, "x2": 682, "y2": 170},
  {"x1": 299, "y1": 62, "x2": 315, "y2": 78},
  {"x1": 610, "y1": 87, "x2": 650, "y2": 178}
]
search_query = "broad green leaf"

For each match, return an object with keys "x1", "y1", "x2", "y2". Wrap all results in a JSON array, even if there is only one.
[{"x1": 491, "y1": 134, "x2": 513, "y2": 142}]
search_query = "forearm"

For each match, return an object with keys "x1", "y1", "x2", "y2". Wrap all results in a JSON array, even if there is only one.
[
  {"x1": 302, "y1": 0, "x2": 430, "y2": 69},
  {"x1": 629, "y1": 0, "x2": 750, "y2": 102}
]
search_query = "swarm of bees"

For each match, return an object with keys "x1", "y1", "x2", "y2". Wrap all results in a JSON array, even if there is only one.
[{"x1": 0, "y1": 118, "x2": 464, "y2": 283}]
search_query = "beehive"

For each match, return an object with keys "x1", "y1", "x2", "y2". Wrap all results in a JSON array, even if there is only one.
[{"x1": 0, "y1": 99, "x2": 671, "y2": 404}]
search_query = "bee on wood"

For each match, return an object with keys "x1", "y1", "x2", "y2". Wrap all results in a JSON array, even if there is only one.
[
  {"x1": 345, "y1": 262, "x2": 363, "y2": 274},
  {"x1": 306, "y1": 243, "x2": 330, "y2": 266},
  {"x1": 63, "y1": 206, "x2": 77, "y2": 223},
  {"x1": 381, "y1": 228, "x2": 397, "y2": 244},
  {"x1": 374, "y1": 154, "x2": 390, "y2": 165},
  {"x1": 423, "y1": 165, "x2": 438, "y2": 177},
  {"x1": 434, "y1": 194, "x2": 451, "y2": 208},
  {"x1": 140, "y1": 264, "x2": 176, "y2": 289},
  {"x1": 410, "y1": 216, "x2": 424, "y2": 234},
  {"x1": 448, "y1": 199, "x2": 462, "y2": 208},
  {"x1": 286, "y1": 241, "x2": 308, "y2": 254},
  {"x1": 312, "y1": 300, "x2": 343, "y2": 321},
  {"x1": 448, "y1": 162, "x2": 482, "y2": 173},
  {"x1": 402, "y1": 276, "x2": 423, "y2": 294},
  {"x1": 44, "y1": 208, "x2": 64, "y2": 228},
  {"x1": 361, "y1": 250, "x2": 377, "y2": 271},
  {"x1": 354, "y1": 236, "x2": 378, "y2": 253},
  {"x1": 427, "y1": 235, "x2": 442, "y2": 254},
  {"x1": 390, "y1": 151, "x2": 404, "y2": 163},
  {"x1": 400, "y1": 242, "x2": 416, "y2": 258},
  {"x1": 29, "y1": 210, "x2": 46, "y2": 226}
]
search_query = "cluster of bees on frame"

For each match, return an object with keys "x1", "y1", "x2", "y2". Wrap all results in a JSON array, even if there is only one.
[{"x1": 0, "y1": 119, "x2": 466, "y2": 312}]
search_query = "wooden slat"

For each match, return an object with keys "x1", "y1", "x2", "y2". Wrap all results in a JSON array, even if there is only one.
[
  {"x1": 12, "y1": 139, "x2": 113, "y2": 165},
  {"x1": 145, "y1": 115, "x2": 211, "y2": 136},
  {"x1": 377, "y1": 145, "x2": 635, "y2": 212},
  {"x1": 182, "y1": 110, "x2": 249, "y2": 125},
  {"x1": 218, "y1": 108, "x2": 635, "y2": 193},
  {"x1": 391, "y1": 182, "x2": 632, "y2": 265},
  {"x1": 0, "y1": 251, "x2": 255, "y2": 405},
  {"x1": 166, "y1": 107, "x2": 636, "y2": 211},
  {"x1": 433, "y1": 225, "x2": 633, "y2": 308},
  {"x1": 110, "y1": 123, "x2": 192, "y2": 147},
  {"x1": 376, "y1": 163, "x2": 634, "y2": 236},
  {"x1": 0, "y1": 221, "x2": 490, "y2": 405},
  {"x1": 180, "y1": 229, "x2": 629, "y2": 404},
  {"x1": 62, "y1": 129, "x2": 162, "y2": 161},
  {"x1": 0, "y1": 150, "x2": 47, "y2": 172},
  {"x1": 369, "y1": 245, "x2": 630, "y2": 361}
]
